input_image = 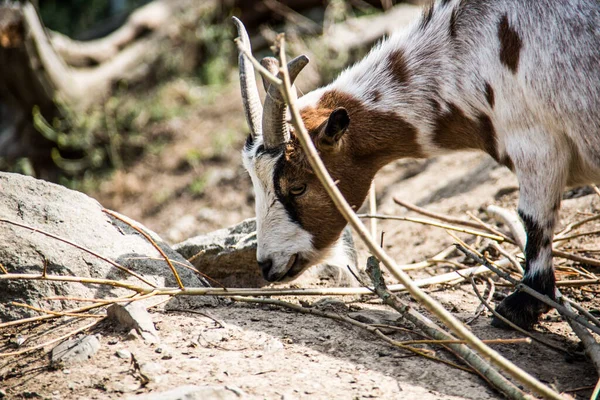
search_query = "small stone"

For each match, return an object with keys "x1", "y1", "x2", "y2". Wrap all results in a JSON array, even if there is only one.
[
  {"x1": 116, "y1": 349, "x2": 132, "y2": 359},
  {"x1": 263, "y1": 338, "x2": 284, "y2": 353},
  {"x1": 198, "y1": 329, "x2": 225, "y2": 347},
  {"x1": 63, "y1": 369, "x2": 70, "y2": 375},
  {"x1": 313, "y1": 298, "x2": 348, "y2": 312},
  {"x1": 129, "y1": 385, "x2": 241, "y2": 399},
  {"x1": 51, "y1": 335, "x2": 100, "y2": 365},
  {"x1": 107, "y1": 303, "x2": 160, "y2": 344},
  {"x1": 0, "y1": 389, "x2": 6, "y2": 398},
  {"x1": 155, "y1": 347, "x2": 163, "y2": 354},
  {"x1": 126, "y1": 329, "x2": 140, "y2": 341},
  {"x1": 138, "y1": 362, "x2": 165, "y2": 384}
]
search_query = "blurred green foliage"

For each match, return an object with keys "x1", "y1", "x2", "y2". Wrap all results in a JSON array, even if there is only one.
[{"x1": 38, "y1": 0, "x2": 149, "y2": 38}]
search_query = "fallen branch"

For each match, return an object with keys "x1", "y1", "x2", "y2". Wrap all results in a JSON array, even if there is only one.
[
  {"x1": 364, "y1": 256, "x2": 533, "y2": 400},
  {"x1": 103, "y1": 209, "x2": 185, "y2": 289},
  {"x1": 455, "y1": 245, "x2": 600, "y2": 335},
  {"x1": 229, "y1": 296, "x2": 475, "y2": 374},
  {"x1": 358, "y1": 213, "x2": 506, "y2": 242},
  {"x1": 0, "y1": 218, "x2": 156, "y2": 287}
]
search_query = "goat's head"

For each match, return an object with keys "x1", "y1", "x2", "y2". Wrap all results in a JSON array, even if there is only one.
[{"x1": 234, "y1": 18, "x2": 373, "y2": 282}]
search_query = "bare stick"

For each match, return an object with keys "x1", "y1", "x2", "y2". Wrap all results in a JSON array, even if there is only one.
[
  {"x1": 103, "y1": 209, "x2": 184, "y2": 289},
  {"x1": 486, "y1": 205, "x2": 526, "y2": 251},
  {"x1": 268, "y1": 34, "x2": 561, "y2": 399},
  {"x1": 0, "y1": 262, "x2": 6, "y2": 274},
  {"x1": 466, "y1": 211, "x2": 515, "y2": 244},
  {"x1": 369, "y1": 181, "x2": 378, "y2": 239},
  {"x1": 591, "y1": 379, "x2": 600, "y2": 400},
  {"x1": 10, "y1": 302, "x2": 103, "y2": 319},
  {"x1": 397, "y1": 246, "x2": 456, "y2": 271},
  {"x1": 465, "y1": 274, "x2": 571, "y2": 355},
  {"x1": 358, "y1": 213, "x2": 506, "y2": 242},
  {"x1": 394, "y1": 198, "x2": 484, "y2": 230},
  {"x1": 365, "y1": 257, "x2": 533, "y2": 400},
  {"x1": 0, "y1": 218, "x2": 156, "y2": 288},
  {"x1": 456, "y1": 245, "x2": 600, "y2": 335},
  {"x1": 400, "y1": 338, "x2": 531, "y2": 345},
  {"x1": 0, "y1": 268, "x2": 492, "y2": 297},
  {"x1": 563, "y1": 297, "x2": 600, "y2": 329},
  {"x1": 0, "y1": 319, "x2": 100, "y2": 357},
  {"x1": 560, "y1": 297, "x2": 600, "y2": 375},
  {"x1": 555, "y1": 229, "x2": 600, "y2": 242},
  {"x1": 552, "y1": 249, "x2": 600, "y2": 268},
  {"x1": 489, "y1": 242, "x2": 524, "y2": 275},
  {"x1": 230, "y1": 296, "x2": 474, "y2": 373},
  {"x1": 466, "y1": 277, "x2": 495, "y2": 325}
]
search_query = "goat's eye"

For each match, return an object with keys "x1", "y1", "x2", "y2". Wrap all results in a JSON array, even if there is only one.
[{"x1": 289, "y1": 184, "x2": 307, "y2": 196}]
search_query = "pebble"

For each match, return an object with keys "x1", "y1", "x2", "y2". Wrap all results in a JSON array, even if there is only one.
[{"x1": 116, "y1": 349, "x2": 132, "y2": 359}]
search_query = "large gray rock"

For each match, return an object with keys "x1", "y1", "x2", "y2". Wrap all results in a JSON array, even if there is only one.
[
  {"x1": 0, "y1": 172, "x2": 211, "y2": 321},
  {"x1": 174, "y1": 219, "x2": 359, "y2": 287}
]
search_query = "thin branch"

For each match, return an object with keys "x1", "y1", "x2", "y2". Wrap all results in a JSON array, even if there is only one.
[
  {"x1": 364, "y1": 257, "x2": 533, "y2": 400},
  {"x1": 234, "y1": 38, "x2": 282, "y2": 86},
  {"x1": 357, "y1": 213, "x2": 506, "y2": 242},
  {"x1": 489, "y1": 242, "x2": 524, "y2": 275},
  {"x1": 0, "y1": 319, "x2": 101, "y2": 357},
  {"x1": 229, "y1": 296, "x2": 475, "y2": 374},
  {"x1": 464, "y1": 273, "x2": 571, "y2": 355},
  {"x1": 393, "y1": 198, "x2": 485, "y2": 230},
  {"x1": 456, "y1": 245, "x2": 600, "y2": 335},
  {"x1": 369, "y1": 181, "x2": 378, "y2": 239},
  {"x1": 486, "y1": 205, "x2": 526, "y2": 251},
  {"x1": 560, "y1": 296, "x2": 600, "y2": 375},
  {"x1": 0, "y1": 218, "x2": 156, "y2": 288},
  {"x1": 103, "y1": 209, "x2": 184, "y2": 289},
  {"x1": 10, "y1": 302, "x2": 103, "y2": 319}
]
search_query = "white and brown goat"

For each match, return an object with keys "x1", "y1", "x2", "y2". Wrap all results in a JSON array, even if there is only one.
[{"x1": 233, "y1": 0, "x2": 600, "y2": 329}]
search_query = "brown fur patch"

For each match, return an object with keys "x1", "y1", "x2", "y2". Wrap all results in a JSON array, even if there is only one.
[
  {"x1": 370, "y1": 90, "x2": 382, "y2": 103},
  {"x1": 498, "y1": 15, "x2": 522, "y2": 73},
  {"x1": 484, "y1": 82, "x2": 495, "y2": 108},
  {"x1": 501, "y1": 155, "x2": 514, "y2": 171},
  {"x1": 432, "y1": 103, "x2": 499, "y2": 162},
  {"x1": 388, "y1": 50, "x2": 410, "y2": 85},
  {"x1": 283, "y1": 90, "x2": 424, "y2": 250}
]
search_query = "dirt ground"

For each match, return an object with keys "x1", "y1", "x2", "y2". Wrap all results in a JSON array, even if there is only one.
[{"x1": 2, "y1": 82, "x2": 599, "y2": 399}]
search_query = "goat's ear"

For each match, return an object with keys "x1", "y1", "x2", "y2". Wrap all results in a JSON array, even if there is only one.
[{"x1": 318, "y1": 107, "x2": 350, "y2": 149}]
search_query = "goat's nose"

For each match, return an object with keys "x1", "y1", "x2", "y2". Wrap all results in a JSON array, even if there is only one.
[{"x1": 258, "y1": 258, "x2": 273, "y2": 277}]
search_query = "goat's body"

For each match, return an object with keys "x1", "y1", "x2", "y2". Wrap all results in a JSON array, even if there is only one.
[
  {"x1": 302, "y1": 0, "x2": 600, "y2": 179},
  {"x1": 237, "y1": 0, "x2": 600, "y2": 329}
]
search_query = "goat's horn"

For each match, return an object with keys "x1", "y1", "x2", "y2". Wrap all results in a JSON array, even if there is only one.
[
  {"x1": 261, "y1": 54, "x2": 309, "y2": 149},
  {"x1": 232, "y1": 17, "x2": 262, "y2": 139}
]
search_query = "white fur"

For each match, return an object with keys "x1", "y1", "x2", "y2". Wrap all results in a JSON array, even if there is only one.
[{"x1": 242, "y1": 139, "x2": 318, "y2": 279}]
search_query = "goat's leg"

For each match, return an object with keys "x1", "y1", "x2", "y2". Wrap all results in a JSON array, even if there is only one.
[{"x1": 492, "y1": 140, "x2": 567, "y2": 330}]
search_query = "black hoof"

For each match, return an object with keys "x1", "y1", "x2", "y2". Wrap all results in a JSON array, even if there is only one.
[{"x1": 491, "y1": 290, "x2": 552, "y2": 330}]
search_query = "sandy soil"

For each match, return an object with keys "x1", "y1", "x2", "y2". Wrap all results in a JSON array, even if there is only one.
[{"x1": 2, "y1": 82, "x2": 599, "y2": 399}]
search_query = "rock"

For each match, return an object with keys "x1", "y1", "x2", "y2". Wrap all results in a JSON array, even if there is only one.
[
  {"x1": 51, "y1": 335, "x2": 101, "y2": 365},
  {"x1": 0, "y1": 172, "x2": 214, "y2": 321},
  {"x1": 107, "y1": 302, "x2": 160, "y2": 343},
  {"x1": 313, "y1": 298, "x2": 349, "y2": 313},
  {"x1": 138, "y1": 361, "x2": 165, "y2": 384},
  {"x1": 174, "y1": 219, "x2": 359, "y2": 287},
  {"x1": 263, "y1": 338, "x2": 284, "y2": 353},
  {"x1": 127, "y1": 385, "x2": 241, "y2": 400},
  {"x1": 116, "y1": 349, "x2": 132, "y2": 359},
  {"x1": 348, "y1": 310, "x2": 403, "y2": 330}
]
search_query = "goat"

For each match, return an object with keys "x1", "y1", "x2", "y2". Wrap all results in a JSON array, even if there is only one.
[{"x1": 233, "y1": 0, "x2": 600, "y2": 330}]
